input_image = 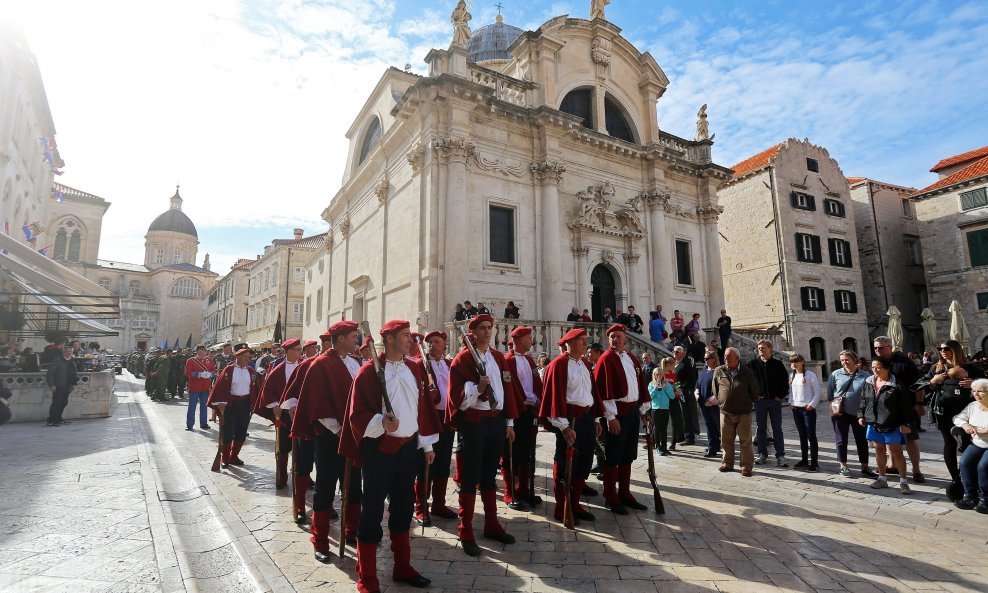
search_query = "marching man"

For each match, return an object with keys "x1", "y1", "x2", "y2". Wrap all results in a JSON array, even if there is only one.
[
  {"x1": 291, "y1": 320, "x2": 364, "y2": 563},
  {"x1": 252, "y1": 338, "x2": 303, "y2": 489},
  {"x1": 447, "y1": 314, "x2": 519, "y2": 556},
  {"x1": 414, "y1": 330, "x2": 458, "y2": 525},
  {"x1": 503, "y1": 326, "x2": 543, "y2": 509},
  {"x1": 594, "y1": 324, "x2": 651, "y2": 514},
  {"x1": 339, "y1": 320, "x2": 440, "y2": 593},
  {"x1": 539, "y1": 328, "x2": 603, "y2": 524},
  {"x1": 207, "y1": 347, "x2": 261, "y2": 468}
]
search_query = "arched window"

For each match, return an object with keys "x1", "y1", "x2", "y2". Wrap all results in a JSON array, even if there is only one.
[
  {"x1": 559, "y1": 89, "x2": 637, "y2": 143},
  {"x1": 604, "y1": 95, "x2": 635, "y2": 143},
  {"x1": 170, "y1": 277, "x2": 204, "y2": 298},
  {"x1": 53, "y1": 228, "x2": 67, "y2": 261},
  {"x1": 560, "y1": 89, "x2": 593, "y2": 129},
  {"x1": 809, "y1": 337, "x2": 827, "y2": 361},
  {"x1": 51, "y1": 219, "x2": 84, "y2": 263},
  {"x1": 68, "y1": 230, "x2": 81, "y2": 262},
  {"x1": 358, "y1": 117, "x2": 382, "y2": 165},
  {"x1": 271, "y1": 264, "x2": 279, "y2": 287}
]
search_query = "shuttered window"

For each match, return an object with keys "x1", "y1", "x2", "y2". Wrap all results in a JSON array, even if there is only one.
[
  {"x1": 795, "y1": 233, "x2": 822, "y2": 263},
  {"x1": 967, "y1": 228, "x2": 988, "y2": 267},
  {"x1": 791, "y1": 192, "x2": 816, "y2": 211},
  {"x1": 800, "y1": 287, "x2": 826, "y2": 311},
  {"x1": 834, "y1": 290, "x2": 858, "y2": 313},
  {"x1": 828, "y1": 238, "x2": 853, "y2": 267},
  {"x1": 960, "y1": 188, "x2": 988, "y2": 211},
  {"x1": 824, "y1": 198, "x2": 845, "y2": 217}
]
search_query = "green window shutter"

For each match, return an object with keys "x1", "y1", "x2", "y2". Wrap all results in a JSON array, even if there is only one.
[
  {"x1": 961, "y1": 188, "x2": 988, "y2": 211},
  {"x1": 967, "y1": 229, "x2": 988, "y2": 267}
]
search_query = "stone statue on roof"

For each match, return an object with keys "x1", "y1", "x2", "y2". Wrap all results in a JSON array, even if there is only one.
[
  {"x1": 451, "y1": 1, "x2": 472, "y2": 46},
  {"x1": 695, "y1": 103, "x2": 715, "y2": 142},
  {"x1": 590, "y1": 0, "x2": 610, "y2": 20}
]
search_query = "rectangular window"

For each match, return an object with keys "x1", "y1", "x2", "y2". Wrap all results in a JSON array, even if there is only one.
[
  {"x1": 155, "y1": 249, "x2": 164, "y2": 264},
  {"x1": 800, "y1": 286, "x2": 826, "y2": 311},
  {"x1": 824, "y1": 198, "x2": 845, "y2": 217},
  {"x1": 295, "y1": 266, "x2": 304, "y2": 282},
  {"x1": 834, "y1": 290, "x2": 858, "y2": 313},
  {"x1": 98, "y1": 279, "x2": 111, "y2": 290},
  {"x1": 675, "y1": 240, "x2": 693, "y2": 286},
  {"x1": 305, "y1": 296, "x2": 311, "y2": 325},
  {"x1": 977, "y1": 292, "x2": 988, "y2": 311},
  {"x1": 316, "y1": 288, "x2": 324, "y2": 321},
  {"x1": 791, "y1": 192, "x2": 817, "y2": 211},
  {"x1": 960, "y1": 188, "x2": 988, "y2": 212},
  {"x1": 902, "y1": 199, "x2": 914, "y2": 218},
  {"x1": 966, "y1": 228, "x2": 988, "y2": 267},
  {"x1": 292, "y1": 302, "x2": 303, "y2": 324},
  {"x1": 173, "y1": 251, "x2": 181, "y2": 264},
  {"x1": 806, "y1": 158, "x2": 820, "y2": 172},
  {"x1": 828, "y1": 238, "x2": 852, "y2": 267},
  {"x1": 795, "y1": 233, "x2": 822, "y2": 263},
  {"x1": 905, "y1": 238, "x2": 921, "y2": 266},
  {"x1": 489, "y1": 205, "x2": 516, "y2": 265}
]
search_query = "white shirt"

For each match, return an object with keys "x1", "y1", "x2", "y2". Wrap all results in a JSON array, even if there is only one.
[
  {"x1": 430, "y1": 356, "x2": 450, "y2": 410},
  {"x1": 363, "y1": 360, "x2": 438, "y2": 451},
  {"x1": 266, "y1": 360, "x2": 300, "y2": 409},
  {"x1": 954, "y1": 401, "x2": 988, "y2": 449},
  {"x1": 602, "y1": 350, "x2": 649, "y2": 420},
  {"x1": 550, "y1": 357, "x2": 594, "y2": 429},
  {"x1": 319, "y1": 353, "x2": 361, "y2": 435},
  {"x1": 515, "y1": 354, "x2": 538, "y2": 406},
  {"x1": 461, "y1": 348, "x2": 514, "y2": 427},
  {"x1": 230, "y1": 365, "x2": 251, "y2": 396},
  {"x1": 788, "y1": 370, "x2": 822, "y2": 408}
]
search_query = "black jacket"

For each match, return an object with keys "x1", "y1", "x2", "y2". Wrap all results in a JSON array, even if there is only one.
[
  {"x1": 674, "y1": 355, "x2": 698, "y2": 390},
  {"x1": 747, "y1": 357, "x2": 789, "y2": 400},
  {"x1": 46, "y1": 356, "x2": 79, "y2": 391},
  {"x1": 860, "y1": 375, "x2": 912, "y2": 431}
]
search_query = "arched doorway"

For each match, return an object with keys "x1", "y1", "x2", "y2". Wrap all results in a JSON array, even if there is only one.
[
  {"x1": 842, "y1": 337, "x2": 858, "y2": 354},
  {"x1": 591, "y1": 264, "x2": 616, "y2": 322}
]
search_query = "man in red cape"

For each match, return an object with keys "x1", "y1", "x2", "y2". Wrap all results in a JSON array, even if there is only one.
[
  {"x1": 291, "y1": 321, "x2": 365, "y2": 563},
  {"x1": 447, "y1": 314, "x2": 519, "y2": 557},
  {"x1": 503, "y1": 326, "x2": 543, "y2": 508},
  {"x1": 252, "y1": 338, "x2": 303, "y2": 489},
  {"x1": 594, "y1": 324, "x2": 651, "y2": 515},
  {"x1": 207, "y1": 348, "x2": 261, "y2": 468},
  {"x1": 538, "y1": 328, "x2": 604, "y2": 524},
  {"x1": 338, "y1": 320, "x2": 440, "y2": 593},
  {"x1": 414, "y1": 330, "x2": 458, "y2": 525}
]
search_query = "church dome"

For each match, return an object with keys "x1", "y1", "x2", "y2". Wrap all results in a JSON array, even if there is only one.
[
  {"x1": 148, "y1": 186, "x2": 198, "y2": 238},
  {"x1": 466, "y1": 16, "x2": 524, "y2": 63}
]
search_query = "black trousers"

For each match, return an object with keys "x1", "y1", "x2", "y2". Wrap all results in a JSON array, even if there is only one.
[
  {"x1": 221, "y1": 398, "x2": 251, "y2": 444},
  {"x1": 47, "y1": 387, "x2": 70, "y2": 423},
  {"x1": 553, "y1": 413, "x2": 595, "y2": 482},
  {"x1": 421, "y1": 424, "x2": 454, "y2": 480},
  {"x1": 276, "y1": 411, "x2": 292, "y2": 454},
  {"x1": 314, "y1": 430, "x2": 362, "y2": 511},
  {"x1": 294, "y1": 438, "x2": 315, "y2": 476},
  {"x1": 505, "y1": 407, "x2": 537, "y2": 467},
  {"x1": 358, "y1": 437, "x2": 419, "y2": 544},
  {"x1": 603, "y1": 411, "x2": 640, "y2": 467},
  {"x1": 459, "y1": 415, "x2": 506, "y2": 494}
]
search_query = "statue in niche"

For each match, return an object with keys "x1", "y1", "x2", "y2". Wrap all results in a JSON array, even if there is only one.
[
  {"x1": 695, "y1": 103, "x2": 715, "y2": 142},
  {"x1": 451, "y1": 1, "x2": 472, "y2": 46},
  {"x1": 590, "y1": 0, "x2": 610, "y2": 20}
]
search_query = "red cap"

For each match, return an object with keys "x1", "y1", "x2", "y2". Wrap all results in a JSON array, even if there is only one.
[
  {"x1": 411, "y1": 332, "x2": 424, "y2": 342},
  {"x1": 425, "y1": 330, "x2": 447, "y2": 342},
  {"x1": 318, "y1": 329, "x2": 333, "y2": 341},
  {"x1": 380, "y1": 319, "x2": 411, "y2": 336},
  {"x1": 280, "y1": 338, "x2": 301, "y2": 350},
  {"x1": 510, "y1": 326, "x2": 532, "y2": 339},
  {"x1": 605, "y1": 324, "x2": 627, "y2": 336},
  {"x1": 303, "y1": 340, "x2": 318, "y2": 349},
  {"x1": 235, "y1": 348, "x2": 252, "y2": 357},
  {"x1": 329, "y1": 320, "x2": 359, "y2": 337},
  {"x1": 557, "y1": 328, "x2": 588, "y2": 348},
  {"x1": 468, "y1": 314, "x2": 494, "y2": 330}
]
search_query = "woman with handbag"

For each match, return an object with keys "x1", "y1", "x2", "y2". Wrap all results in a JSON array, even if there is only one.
[
  {"x1": 925, "y1": 340, "x2": 984, "y2": 500},
  {"x1": 788, "y1": 354, "x2": 821, "y2": 472},
  {"x1": 859, "y1": 356, "x2": 915, "y2": 494},
  {"x1": 828, "y1": 350, "x2": 876, "y2": 479}
]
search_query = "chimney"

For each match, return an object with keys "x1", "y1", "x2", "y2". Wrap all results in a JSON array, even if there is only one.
[{"x1": 293, "y1": 228, "x2": 304, "y2": 240}]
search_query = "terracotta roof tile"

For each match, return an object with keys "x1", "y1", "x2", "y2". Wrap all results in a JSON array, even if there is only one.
[
  {"x1": 931, "y1": 146, "x2": 988, "y2": 173},
  {"x1": 730, "y1": 143, "x2": 784, "y2": 178},
  {"x1": 846, "y1": 177, "x2": 866, "y2": 186},
  {"x1": 913, "y1": 156, "x2": 988, "y2": 197}
]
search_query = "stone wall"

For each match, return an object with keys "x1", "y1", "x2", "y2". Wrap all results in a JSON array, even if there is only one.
[{"x1": 1, "y1": 370, "x2": 117, "y2": 422}]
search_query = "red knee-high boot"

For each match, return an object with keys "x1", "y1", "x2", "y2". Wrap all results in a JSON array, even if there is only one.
[
  {"x1": 453, "y1": 451, "x2": 462, "y2": 487},
  {"x1": 431, "y1": 478, "x2": 457, "y2": 519},
  {"x1": 457, "y1": 492, "x2": 475, "y2": 542},
  {"x1": 552, "y1": 462, "x2": 565, "y2": 521},
  {"x1": 344, "y1": 503, "x2": 360, "y2": 542},
  {"x1": 356, "y1": 541, "x2": 379, "y2": 593},
  {"x1": 618, "y1": 464, "x2": 647, "y2": 510},
  {"x1": 414, "y1": 479, "x2": 430, "y2": 524},
  {"x1": 480, "y1": 488, "x2": 505, "y2": 535},
  {"x1": 309, "y1": 510, "x2": 331, "y2": 560},
  {"x1": 515, "y1": 464, "x2": 528, "y2": 501},
  {"x1": 230, "y1": 440, "x2": 245, "y2": 465},
  {"x1": 390, "y1": 531, "x2": 422, "y2": 581},
  {"x1": 602, "y1": 465, "x2": 621, "y2": 507},
  {"x1": 500, "y1": 467, "x2": 515, "y2": 504},
  {"x1": 293, "y1": 474, "x2": 311, "y2": 522},
  {"x1": 221, "y1": 442, "x2": 232, "y2": 466}
]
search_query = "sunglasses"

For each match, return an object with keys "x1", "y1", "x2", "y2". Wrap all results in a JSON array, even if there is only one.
[
  {"x1": 873, "y1": 345, "x2": 891, "y2": 351},
  {"x1": 938, "y1": 346, "x2": 952, "y2": 352}
]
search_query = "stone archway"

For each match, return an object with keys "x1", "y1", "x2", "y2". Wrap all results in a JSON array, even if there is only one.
[{"x1": 591, "y1": 264, "x2": 617, "y2": 322}]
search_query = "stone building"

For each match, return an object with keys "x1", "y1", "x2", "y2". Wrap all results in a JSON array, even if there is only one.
[
  {"x1": 847, "y1": 177, "x2": 926, "y2": 351},
  {"x1": 203, "y1": 258, "x2": 255, "y2": 346},
  {"x1": 245, "y1": 230, "x2": 325, "y2": 345},
  {"x1": 50, "y1": 185, "x2": 217, "y2": 352},
  {"x1": 719, "y1": 139, "x2": 870, "y2": 372},
  {"x1": 301, "y1": 9, "x2": 729, "y2": 339},
  {"x1": 910, "y1": 146, "x2": 988, "y2": 354}
]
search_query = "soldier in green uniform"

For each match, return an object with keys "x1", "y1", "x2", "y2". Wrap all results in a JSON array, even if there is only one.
[{"x1": 144, "y1": 350, "x2": 159, "y2": 398}]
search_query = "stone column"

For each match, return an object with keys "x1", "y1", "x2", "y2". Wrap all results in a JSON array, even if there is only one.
[
  {"x1": 624, "y1": 252, "x2": 640, "y2": 308},
  {"x1": 573, "y1": 246, "x2": 589, "y2": 310},
  {"x1": 699, "y1": 205, "x2": 726, "y2": 319},
  {"x1": 531, "y1": 160, "x2": 567, "y2": 318},
  {"x1": 645, "y1": 191, "x2": 672, "y2": 310},
  {"x1": 435, "y1": 136, "x2": 475, "y2": 318}
]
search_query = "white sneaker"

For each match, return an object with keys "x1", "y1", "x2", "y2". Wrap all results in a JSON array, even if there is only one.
[
  {"x1": 900, "y1": 483, "x2": 913, "y2": 495},
  {"x1": 776, "y1": 455, "x2": 789, "y2": 468},
  {"x1": 870, "y1": 478, "x2": 889, "y2": 489},
  {"x1": 755, "y1": 454, "x2": 768, "y2": 465}
]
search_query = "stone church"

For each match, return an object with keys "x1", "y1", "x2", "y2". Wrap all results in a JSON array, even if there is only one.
[{"x1": 302, "y1": 5, "x2": 730, "y2": 336}]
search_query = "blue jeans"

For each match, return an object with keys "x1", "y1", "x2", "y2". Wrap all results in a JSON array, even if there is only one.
[
  {"x1": 700, "y1": 403, "x2": 721, "y2": 454},
  {"x1": 791, "y1": 407, "x2": 818, "y2": 464},
  {"x1": 755, "y1": 398, "x2": 785, "y2": 458},
  {"x1": 187, "y1": 391, "x2": 208, "y2": 428},
  {"x1": 959, "y1": 445, "x2": 988, "y2": 500}
]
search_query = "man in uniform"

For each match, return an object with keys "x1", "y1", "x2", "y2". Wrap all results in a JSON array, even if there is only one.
[
  {"x1": 291, "y1": 321, "x2": 364, "y2": 563},
  {"x1": 339, "y1": 320, "x2": 439, "y2": 592},
  {"x1": 253, "y1": 338, "x2": 303, "y2": 488},
  {"x1": 414, "y1": 330, "x2": 457, "y2": 525},
  {"x1": 185, "y1": 345, "x2": 217, "y2": 430},
  {"x1": 502, "y1": 326, "x2": 543, "y2": 509},
  {"x1": 540, "y1": 328, "x2": 603, "y2": 525},
  {"x1": 447, "y1": 314, "x2": 519, "y2": 557},
  {"x1": 594, "y1": 325, "x2": 651, "y2": 515},
  {"x1": 302, "y1": 340, "x2": 319, "y2": 359},
  {"x1": 207, "y1": 348, "x2": 261, "y2": 468},
  {"x1": 213, "y1": 343, "x2": 235, "y2": 372},
  {"x1": 143, "y1": 350, "x2": 158, "y2": 398},
  {"x1": 156, "y1": 350, "x2": 174, "y2": 400}
]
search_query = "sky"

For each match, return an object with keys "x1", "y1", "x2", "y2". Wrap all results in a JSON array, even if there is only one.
[{"x1": 5, "y1": 0, "x2": 987, "y2": 273}]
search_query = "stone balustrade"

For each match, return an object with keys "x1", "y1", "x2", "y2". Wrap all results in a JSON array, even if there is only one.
[
  {"x1": 467, "y1": 65, "x2": 530, "y2": 107},
  {"x1": 1, "y1": 370, "x2": 117, "y2": 422}
]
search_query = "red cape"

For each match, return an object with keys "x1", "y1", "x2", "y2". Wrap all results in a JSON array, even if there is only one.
[
  {"x1": 538, "y1": 355, "x2": 603, "y2": 420},
  {"x1": 207, "y1": 363, "x2": 260, "y2": 409},
  {"x1": 279, "y1": 356, "x2": 318, "y2": 406},
  {"x1": 594, "y1": 348, "x2": 649, "y2": 405},
  {"x1": 339, "y1": 355, "x2": 442, "y2": 461},
  {"x1": 252, "y1": 360, "x2": 297, "y2": 422},
  {"x1": 446, "y1": 347, "x2": 520, "y2": 426},
  {"x1": 290, "y1": 349, "x2": 356, "y2": 440},
  {"x1": 505, "y1": 351, "x2": 542, "y2": 410}
]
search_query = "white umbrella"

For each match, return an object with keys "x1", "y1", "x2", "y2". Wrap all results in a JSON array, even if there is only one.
[
  {"x1": 949, "y1": 300, "x2": 971, "y2": 355},
  {"x1": 886, "y1": 306, "x2": 903, "y2": 352},
  {"x1": 920, "y1": 308, "x2": 938, "y2": 352}
]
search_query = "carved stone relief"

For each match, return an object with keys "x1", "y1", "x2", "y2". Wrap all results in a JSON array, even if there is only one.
[
  {"x1": 568, "y1": 181, "x2": 644, "y2": 236},
  {"x1": 591, "y1": 36, "x2": 612, "y2": 80},
  {"x1": 374, "y1": 174, "x2": 389, "y2": 204},
  {"x1": 406, "y1": 144, "x2": 424, "y2": 172},
  {"x1": 529, "y1": 160, "x2": 566, "y2": 183},
  {"x1": 432, "y1": 136, "x2": 476, "y2": 164},
  {"x1": 474, "y1": 153, "x2": 526, "y2": 177}
]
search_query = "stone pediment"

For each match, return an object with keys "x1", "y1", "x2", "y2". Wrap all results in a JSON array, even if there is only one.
[{"x1": 568, "y1": 181, "x2": 644, "y2": 237}]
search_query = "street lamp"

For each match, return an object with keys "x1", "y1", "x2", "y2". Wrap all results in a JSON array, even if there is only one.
[{"x1": 784, "y1": 308, "x2": 797, "y2": 349}]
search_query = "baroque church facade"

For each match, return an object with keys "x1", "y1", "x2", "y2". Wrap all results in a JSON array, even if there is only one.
[{"x1": 303, "y1": 8, "x2": 730, "y2": 336}]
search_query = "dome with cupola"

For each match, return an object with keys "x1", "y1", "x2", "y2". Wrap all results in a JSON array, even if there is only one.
[
  {"x1": 147, "y1": 186, "x2": 198, "y2": 238},
  {"x1": 465, "y1": 14, "x2": 524, "y2": 64}
]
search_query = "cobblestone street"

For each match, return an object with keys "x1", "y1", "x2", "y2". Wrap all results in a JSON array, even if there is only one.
[{"x1": 2, "y1": 373, "x2": 987, "y2": 593}]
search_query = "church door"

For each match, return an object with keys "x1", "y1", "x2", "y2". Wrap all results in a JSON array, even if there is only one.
[{"x1": 590, "y1": 265, "x2": 616, "y2": 322}]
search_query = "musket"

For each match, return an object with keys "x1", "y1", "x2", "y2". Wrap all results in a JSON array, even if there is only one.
[
  {"x1": 339, "y1": 459, "x2": 351, "y2": 561},
  {"x1": 455, "y1": 322, "x2": 497, "y2": 411},
  {"x1": 561, "y1": 417, "x2": 576, "y2": 530},
  {"x1": 360, "y1": 321, "x2": 394, "y2": 414},
  {"x1": 211, "y1": 408, "x2": 225, "y2": 472},
  {"x1": 641, "y1": 413, "x2": 665, "y2": 514},
  {"x1": 415, "y1": 335, "x2": 441, "y2": 404},
  {"x1": 414, "y1": 334, "x2": 438, "y2": 531},
  {"x1": 529, "y1": 414, "x2": 538, "y2": 504}
]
